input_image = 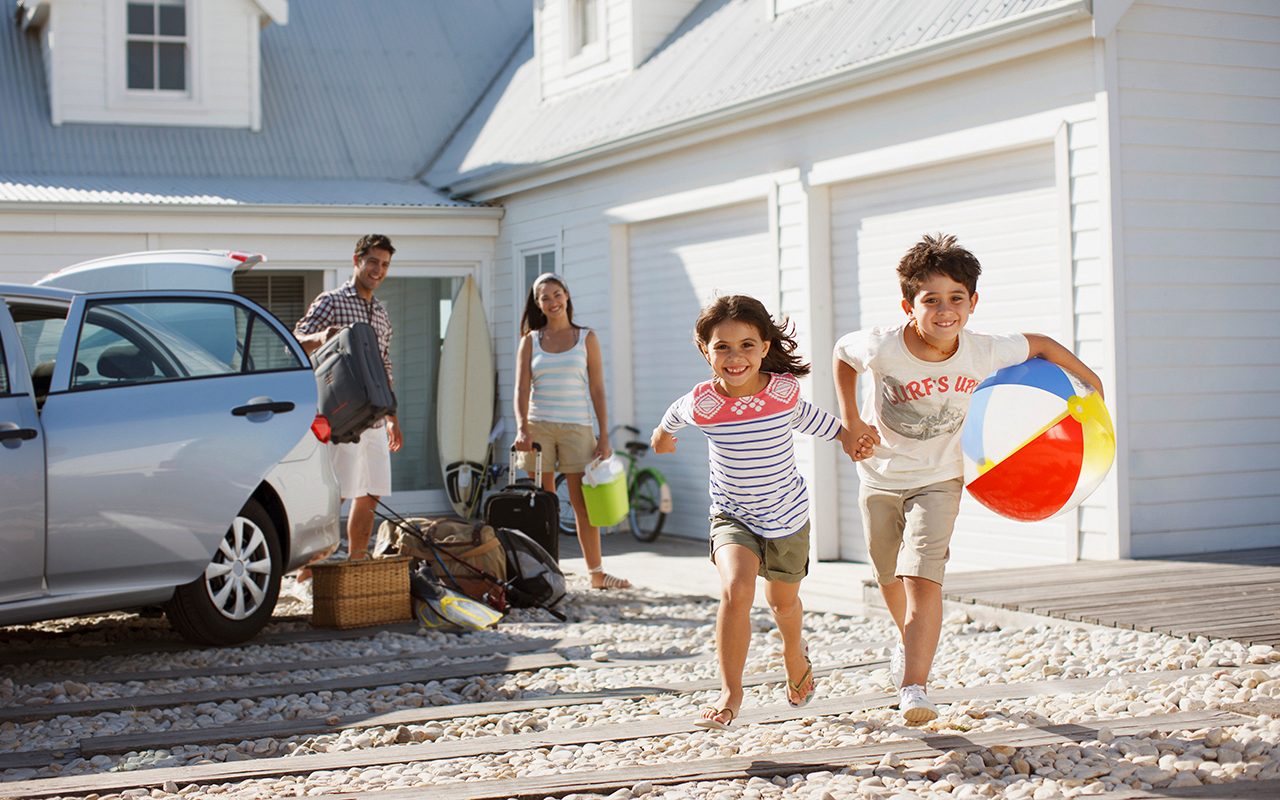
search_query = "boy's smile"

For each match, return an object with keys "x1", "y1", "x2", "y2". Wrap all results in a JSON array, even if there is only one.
[
  {"x1": 702, "y1": 319, "x2": 770, "y2": 397},
  {"x1": 902, "y1": 272, "x2": 977, "y2": 356}
]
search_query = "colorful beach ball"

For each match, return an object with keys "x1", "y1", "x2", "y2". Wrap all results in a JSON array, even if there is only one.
[{"x1": 962, "y1": 358, "x2": 1115, "y2": 522}]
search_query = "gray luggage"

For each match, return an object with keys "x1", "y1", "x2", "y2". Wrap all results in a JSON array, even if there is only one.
[{"x1": 312, "y1": 322, "x2": 396, "y2": 443}]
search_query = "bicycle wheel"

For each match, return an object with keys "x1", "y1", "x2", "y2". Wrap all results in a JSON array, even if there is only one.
[
  {"x1": 553, "y1": 474, "x2": 577, "y2": 537},
  {"x1": 628, "y1": 471, "x2": 666, "y2": 542}
]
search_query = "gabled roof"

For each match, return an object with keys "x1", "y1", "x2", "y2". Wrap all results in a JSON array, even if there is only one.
[
  {"x1": 0, "y1": 0, "x2": 531, "y2": 207},
  {"x1": 428, "y1": 0, "x2": 1090, "y2": 192}
]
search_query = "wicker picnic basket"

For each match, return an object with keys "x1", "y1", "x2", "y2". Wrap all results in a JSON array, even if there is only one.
[{"x1": 310, "y1": 555, "x2": 413, "y2": 629}]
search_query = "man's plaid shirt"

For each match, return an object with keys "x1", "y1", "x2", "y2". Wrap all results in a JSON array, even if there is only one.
[{"x1": 295, "y1": 280, "x2": 394, "y2": 387}]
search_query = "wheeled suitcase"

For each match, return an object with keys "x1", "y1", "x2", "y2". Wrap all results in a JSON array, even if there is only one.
[
  {"x1": 483, "y1": 445, "x2": 561, "y2": 562},
  {"x1": 311, "y1": 322, "x2": 397, "y2": 444}
]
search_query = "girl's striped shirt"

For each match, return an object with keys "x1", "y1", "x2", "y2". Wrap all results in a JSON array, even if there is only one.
[{"x1": 660, "y1": 372, "x2": 842, "y2": 539}]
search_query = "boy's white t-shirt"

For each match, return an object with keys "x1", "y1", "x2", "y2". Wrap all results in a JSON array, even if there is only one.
[{"x1": 835, "y1": 323, "x2": 1029, "y2": 490}]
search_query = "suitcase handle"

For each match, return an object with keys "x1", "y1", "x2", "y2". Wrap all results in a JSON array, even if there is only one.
[{"x1": 510, "y1": 442, "x2": 543, "y2": 477}]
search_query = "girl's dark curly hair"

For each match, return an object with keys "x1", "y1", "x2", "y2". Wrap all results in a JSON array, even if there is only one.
[{"x1": 694, "y1": 294, "x2": 810, "y2": 377}]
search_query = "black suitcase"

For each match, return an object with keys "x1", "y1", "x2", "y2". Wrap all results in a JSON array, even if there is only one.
[
  {"x1": 311, "y1": 322, "x2": 397, "y2": 444},
  {"x1": 483, "y1": 445, "x2": 560, "y2": 562}
]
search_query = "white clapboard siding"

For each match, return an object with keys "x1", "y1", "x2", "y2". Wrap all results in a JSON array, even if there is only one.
[
  {"x1": 52, "y1": 0, "x2": 259, "y2": 128},
  {"x1": 629, "y1": 201, "x2": 774, "y2": 540},
  {"x1": 829, "y1": 145, "x2": 1067, "y2": 569},
  {"x1": 1115, "y1": 1, "x2": 1280, "y2": 556}
]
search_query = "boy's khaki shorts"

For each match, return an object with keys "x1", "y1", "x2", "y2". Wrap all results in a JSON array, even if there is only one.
[
  {"x1": 514, "y1": 420, "x2": 596, "y2": 474},
  {"x1": 859, "y1": 477, "x2": 962, "y2": 586},
  {"x1": 709, "y1": 514, "x2": 810, "y2": 583}
]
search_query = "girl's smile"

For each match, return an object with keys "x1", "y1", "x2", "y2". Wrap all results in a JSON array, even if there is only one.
[{"x1": 703, "y1": 319, "x2": 771, "y2": 397}]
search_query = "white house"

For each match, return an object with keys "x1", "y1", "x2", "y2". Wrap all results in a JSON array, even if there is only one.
[
  {"x1": 2, "y1": 0, "x2": 1276, "y2": 566},
  {"x1": 0, "y1": 0, "x2": 530, "y2": 512}
]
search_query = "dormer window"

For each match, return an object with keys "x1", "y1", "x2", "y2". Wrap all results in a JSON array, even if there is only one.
[
  {"x1": 571, "y1": 0, "x2": 600, "y2": 55},
  {"x1": 562, "y1": 0, "x2": 605, "y2": 73},
  {"x1": 126, "y1": 0, "x2": 189, "y2": 92}
]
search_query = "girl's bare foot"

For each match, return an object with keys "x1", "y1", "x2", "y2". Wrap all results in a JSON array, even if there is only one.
[{"x1": 693, "y1": 689, "x2": 742, "y2": 729}]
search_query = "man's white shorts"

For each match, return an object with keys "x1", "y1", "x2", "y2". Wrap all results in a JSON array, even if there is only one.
[{"x1": 330, "y1": 425, "x2": 392, "y2": 499}]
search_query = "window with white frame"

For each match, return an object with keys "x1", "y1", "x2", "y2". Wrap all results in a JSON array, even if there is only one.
[
  {"x1": 126, "y1": 0, "x2": 189, "y2": 92},
  {"x1": 569, "y1": 0, "x2": 601, "y2": 57},
  {"x1": 516, "y1": 238, "x2": 559, "y2": 326}
]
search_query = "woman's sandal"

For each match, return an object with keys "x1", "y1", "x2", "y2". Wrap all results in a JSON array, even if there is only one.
[
  {"x1": 692, "y1": 705, "x2": 737, "y2": 730},
  {"x1": 589, "y1": 567, "x2": 632, "y2": 590},
  {"x1": 786, "y1": 640, "x2": 815, "y2": 708}
]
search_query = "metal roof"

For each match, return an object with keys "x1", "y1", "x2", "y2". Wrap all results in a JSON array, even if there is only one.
[
  {"x1": 0, "y1": 0, "x2": 531, "y2": 206},
  {"x1": 428, "y1": 0, "x2": 1088, "y2": 189},
  {"x1": 0, "y1": 174, "x2": 467, "y2": 207}
]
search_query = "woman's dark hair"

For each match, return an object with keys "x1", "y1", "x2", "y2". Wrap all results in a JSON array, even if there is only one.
[
  {"x1": 694, "y1": 295, "x2": 810, "y2": 377},
  {"x1": 520, "y1": 273, "x2": 578, "y2": 335}
]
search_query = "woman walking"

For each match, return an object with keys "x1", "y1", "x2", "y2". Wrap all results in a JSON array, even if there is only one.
[{"x1": 514, "y1": 273, "x2": 631, "y2": 590}]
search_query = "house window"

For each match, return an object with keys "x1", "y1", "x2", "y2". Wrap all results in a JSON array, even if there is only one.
[
  {"x1": 126, "y1": 0, "x2": 188, "y2": 92},
  {"x1": 571, "y1": 0, "x2": 600, "y2": 56},
  {"x1": 524, "y1": 250, "x2": 556, "y2": 289}
]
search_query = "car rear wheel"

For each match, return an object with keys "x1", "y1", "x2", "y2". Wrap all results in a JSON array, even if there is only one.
[{"x1": 166, "y1": 498, "x2": 282, "y2": 645}]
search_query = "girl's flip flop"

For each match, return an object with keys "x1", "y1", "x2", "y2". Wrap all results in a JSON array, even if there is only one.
[
  {"x1": 692, "y1": 705, "x2": 737, "y2": 730},
  {"x1": 786, "y1": 640, "x2": 815, "y2": 708}
]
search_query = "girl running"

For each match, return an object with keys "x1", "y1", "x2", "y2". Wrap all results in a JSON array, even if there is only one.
[{"x1": 650, "y1": 295, "x2": 867, "y2": 729}]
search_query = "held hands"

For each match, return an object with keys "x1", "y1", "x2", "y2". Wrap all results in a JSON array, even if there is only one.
[
  {"x1": 650, "y1": 427, "x2": 677, "y2": 455},
  {"x1": 839, "y1": 420, "x2": 880, "y2": 462}
]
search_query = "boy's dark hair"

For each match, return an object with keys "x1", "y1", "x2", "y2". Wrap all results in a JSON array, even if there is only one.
[
  {"x1": 897, "y1": 233, "x2": 981, "y2": 301},
  {"x1": 520, "y1": 274, "x2": 578, "y2": 335},
  {"x1": 694, "y1": 295, "x2": 810, "y2": 377},
  {"x1": 355, "y1": 234, "x2": 396, "y2": 258}
]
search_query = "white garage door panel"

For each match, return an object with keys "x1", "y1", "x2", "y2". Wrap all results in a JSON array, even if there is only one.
[
  {"x1": 630, "y1": 201, "x2": 774, "y2": 540},
  {"x1": 830, "y1": 145, "x2": 1068, "y2": 567}
]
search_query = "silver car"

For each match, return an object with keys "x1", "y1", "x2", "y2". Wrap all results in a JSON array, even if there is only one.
[{"x1": 0, "y1": 269, "x2": 339, "y2": 644}]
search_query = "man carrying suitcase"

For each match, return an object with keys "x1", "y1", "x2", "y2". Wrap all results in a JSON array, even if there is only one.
[{"x1": 294, "y1": 234, "x2": 403, "y2": 570}]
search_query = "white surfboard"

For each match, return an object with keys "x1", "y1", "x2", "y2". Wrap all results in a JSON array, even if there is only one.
[{"x1": 437, "y1": 275, "x2": 495, "y2": 517}]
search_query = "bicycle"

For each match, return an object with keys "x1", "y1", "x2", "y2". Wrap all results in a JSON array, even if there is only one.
[{"x1": 553, "y1": 425, "x2": 672, "y2": 542}]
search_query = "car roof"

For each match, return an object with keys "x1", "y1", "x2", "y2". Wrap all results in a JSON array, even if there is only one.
[
  {"x1": 35, "y1": 250, "x2": 264, "y2": 292},
  {"x1": 0, "y1": 283, "x2": 79, "y2": 302}
]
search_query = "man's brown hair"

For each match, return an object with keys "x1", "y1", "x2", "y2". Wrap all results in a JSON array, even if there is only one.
[
  {"x1": 897, "y1": 233, "x2": 981, "y2": 301},
  {"x1": 354, "y1": 234, "x2": 396, "y2": 258}
]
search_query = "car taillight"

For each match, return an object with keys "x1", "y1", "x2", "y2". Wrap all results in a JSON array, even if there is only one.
[{"x1": 311, "y1": 414, "x2": 331, "y2": 443}]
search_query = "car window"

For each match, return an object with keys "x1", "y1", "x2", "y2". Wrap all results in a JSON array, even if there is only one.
[
  {"x1": 0, "y1": 337, "x2": 8, "y2": 395},
  {"x1": 72, "y1": 299, "x2": 301, "y2": 389}
]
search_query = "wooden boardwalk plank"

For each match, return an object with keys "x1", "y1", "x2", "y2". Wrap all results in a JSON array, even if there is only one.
[
  {"x1": 77, "y1": 651, "x2": 892, "y2": 756},
  {"x1": 0, "y1": 668, "x2": 1217, "y2": 798},
  {"x1": 1093, "y1": 779, "x2": 1280, "y2": 798},
  {"x1": 951, "y1": 568, "x2": 1280, "y2": 610},
  {"x1": 0, "y1": 622, "x2": 423, "y2": 668},
  {"x1": 13, "y1": 636, "x2": 587, "y2": 687},
  {"x1": 0, "y1": 653, "x2": 570, "y2": 724},
  {"x1": 353, "y1": 709, "x2": 1251, "y2": 800},
  {"x1": 937, "y1": 549, "x2": 1280, "y2": 646}
]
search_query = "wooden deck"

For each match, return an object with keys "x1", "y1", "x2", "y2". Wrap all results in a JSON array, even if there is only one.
[{"x1": 871, "y1": 548, "x2": 1280, "y2": 646}]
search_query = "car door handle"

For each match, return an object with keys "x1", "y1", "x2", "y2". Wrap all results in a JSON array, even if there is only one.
[
  {"x1": 231, "y1": 401, "x2": 295, "y2": 416},
  {"x1": 0, "y1": 427, "x2": 38, "y2": 442}
]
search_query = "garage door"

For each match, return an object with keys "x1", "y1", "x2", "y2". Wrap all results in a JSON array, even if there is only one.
[
  {"x1": 830, "y1": 145, "x2": 1071, "y2": 568},
  {"x1": 630, "y1": 201, "x2": 775, "y2": 539}
]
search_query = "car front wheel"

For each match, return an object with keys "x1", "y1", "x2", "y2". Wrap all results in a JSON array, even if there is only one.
[{"x1": 166, "y1": 498, "x2": 282, "y2": 645}]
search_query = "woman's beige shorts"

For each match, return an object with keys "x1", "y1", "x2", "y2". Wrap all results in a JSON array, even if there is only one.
[
  {"x1": 709, "y1": 514, "x2": 810, "y2": 583},
  {"x1": 514, "y1": 420, "x2": 596, "y2": 474},
  {"x1": 859, "y1": 477, "x2": 962, "y2": 586}
]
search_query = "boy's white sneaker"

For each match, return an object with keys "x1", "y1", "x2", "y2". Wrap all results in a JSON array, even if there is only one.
[
  {"x1": 899, "y1": 684, "x2": 938, "y2": 724},
  {"x1": 889, "y1": 642, "x2": 905, "y2": 688}
]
